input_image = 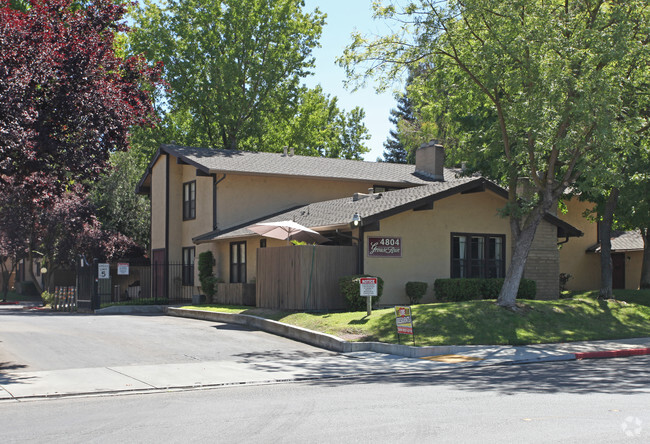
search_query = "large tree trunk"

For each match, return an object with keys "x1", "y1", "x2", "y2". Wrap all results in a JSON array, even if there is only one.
[
  {"x1": 598, "y1": 188, "x2": 619, "y2": 299},
  {"x1": 497, "y1": 209, "x2": 545, "y2": 309},
  {"x1": 640, "y1": 228, "x2": 650, "y2": 289}
]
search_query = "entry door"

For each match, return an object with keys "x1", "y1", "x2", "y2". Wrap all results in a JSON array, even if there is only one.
[{"x1": 612, "y1": 253, "x2": 625, "y2": 289}]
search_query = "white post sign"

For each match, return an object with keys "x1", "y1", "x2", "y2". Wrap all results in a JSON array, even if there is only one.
[
  {"x1": 359, "y1": 277, "x2": 378, "y2": 316},
  {"x1": 117, "y1": 263, "x2": 130, "y2": 276},
  {"x1": 98, "y1": 263, "x2": 110, "y2": 279}
]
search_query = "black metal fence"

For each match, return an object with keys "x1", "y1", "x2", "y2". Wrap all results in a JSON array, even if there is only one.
[{"x1": 76, "y1": 260, "x2": 196, "y2": 311}]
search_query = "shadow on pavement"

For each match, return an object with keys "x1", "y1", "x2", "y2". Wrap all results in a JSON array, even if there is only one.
[
  {"x1": 0, "y1": 362, "x2": 35, "y2": 387},
  {"x1": 234, "y1": 350, "x2": 650, "y2": 396}
]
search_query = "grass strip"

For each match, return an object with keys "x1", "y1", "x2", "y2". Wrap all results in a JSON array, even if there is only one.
[{"x1": 183, "y1": 295, "x2": 650, "y2": 346}]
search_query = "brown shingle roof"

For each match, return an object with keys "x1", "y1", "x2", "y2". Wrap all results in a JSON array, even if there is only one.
[
  {"x1": 194, "y1": 178, "x2": 581, "y2": 243},
  {"x1": 137, "y1": 144, "x2": 462, "y2": 194},
  {"x1": 586, "y1": 230, "x2": 644, "y2": 253}
]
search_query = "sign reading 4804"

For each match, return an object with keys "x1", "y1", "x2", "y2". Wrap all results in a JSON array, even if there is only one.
[{"x1": 367, "y1": 236, "x2": 402, "y2": 258}]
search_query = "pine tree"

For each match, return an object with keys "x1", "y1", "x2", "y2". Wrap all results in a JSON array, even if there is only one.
[{"x1": 382, "y1": 93, "x2": 415, "y2": 163}]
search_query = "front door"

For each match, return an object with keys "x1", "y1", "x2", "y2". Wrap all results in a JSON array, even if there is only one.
[{"x1": 612, "y1": 253, "x2": 625, "y2": 289}]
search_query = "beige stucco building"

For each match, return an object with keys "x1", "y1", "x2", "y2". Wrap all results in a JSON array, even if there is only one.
[
  {"x1": 137, "y1": 142, "x2": 585, "y2": 307},
  {"x1": 559, "y1": 197, "x2": 644, "y2": 291}
]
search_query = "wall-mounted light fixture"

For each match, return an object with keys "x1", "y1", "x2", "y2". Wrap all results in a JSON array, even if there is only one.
[{"x1": 351, "y1": 212, "x2": 362, "y2": 227}]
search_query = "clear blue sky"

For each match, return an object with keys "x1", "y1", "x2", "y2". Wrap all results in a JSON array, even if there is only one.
[{"x1": 302, "y1": 1, "x2": 401, "y2": 161}]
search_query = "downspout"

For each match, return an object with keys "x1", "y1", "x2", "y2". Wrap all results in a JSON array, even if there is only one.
[
  {"x1": 212, "y1": 174, "x2": 226, "y2": 231},
  {"x1": 358, "y1": 226, "x2": 365, "y2": 274},
  {"x1": 165, "y1": 154, "x2": 170, "y2": 300},
  {"x1": 165, "y1": 154, "x2": 170, "y2": 263}
]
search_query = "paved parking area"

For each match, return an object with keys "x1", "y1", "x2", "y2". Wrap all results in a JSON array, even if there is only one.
[{"x1": 0, "y1": 310, "x2": 335, "y2": 372}]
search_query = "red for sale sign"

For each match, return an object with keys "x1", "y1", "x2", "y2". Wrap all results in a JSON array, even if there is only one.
[{"x1": 395, "y1": 306, "x2": 414, "y2": 335}]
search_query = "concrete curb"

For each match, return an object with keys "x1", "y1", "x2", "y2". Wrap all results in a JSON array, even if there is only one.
[
  {"x1": 96, "y1": 305, "x2": 168, "y2": 315},
  {"x1": 167, "y1": 308, "x2": 499, "y2": 358}
]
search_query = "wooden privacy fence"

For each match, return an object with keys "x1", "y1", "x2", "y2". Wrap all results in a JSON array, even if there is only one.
[
  {"x1": 52, "y1": 286, "x2": 76, "y2": 312},
  {"x1": 256, "y1": 245, "x2": 358, "y2": 311}
]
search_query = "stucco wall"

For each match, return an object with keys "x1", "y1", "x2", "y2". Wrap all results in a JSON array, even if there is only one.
[
  {"x1": 209, "y1": 236, "x2": 286, "y2": 284},
  {"x1": 626, "y1": 251, "x2": 643, "y2": 290},
  {"x1": 363, "y1": 190, "x2": 512, "y2": 305},
  {"x1": 216, "y1": 174, "x2": 376, "y2": 229},
  {"x1": 558, "y1": 198, "x2": 599, "y2": 291},
  {"x1": 557, "y1": 197, "x2": 644, "y2": 291},
  {"x1": 154, "y1": 153, "x2": 379, "y2": 263}
]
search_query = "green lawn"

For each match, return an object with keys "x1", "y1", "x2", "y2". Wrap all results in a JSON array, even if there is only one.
[
  {"x1": 566, "y1": 289, "x2": 650, "y2": 307},
  {"x1": 183, "y1": 293, "x2": 650, "y2": 346}
]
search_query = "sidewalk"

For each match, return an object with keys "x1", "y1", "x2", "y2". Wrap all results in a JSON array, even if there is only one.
[{"x1": 1, "y1": 307, "x2": 648, "y2": 401}]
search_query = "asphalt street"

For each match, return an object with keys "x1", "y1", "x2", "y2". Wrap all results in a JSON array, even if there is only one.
[{"x1": 1, "y1": 356, "x2": 649, "y2": 443}]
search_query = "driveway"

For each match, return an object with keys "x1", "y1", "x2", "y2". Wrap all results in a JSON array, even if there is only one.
[
  {"x1": 0, "y1": 309, "x2": 332, "y2": 372},
  {"x1": 0, "y1": 309, "x2": 350, "y2": 399}
]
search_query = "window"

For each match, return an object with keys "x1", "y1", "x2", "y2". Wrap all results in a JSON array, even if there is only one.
[
  {"x1": 260, "y1": 239, "x2": 267, "y2": 248},
  {"x1": 183, "y1": 181, "x2": 196, "y2": 220},
  {"x1": 182, "y1": 247, "x2": 195, "y2": 286},
  {"x1": 451, "y1": 233, "x2": 505, "y2": 279},
  {"x1": 230, "y1": 241, "x2": 246, "y2": 283}
]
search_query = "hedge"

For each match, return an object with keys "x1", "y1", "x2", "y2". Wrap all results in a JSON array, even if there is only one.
[
  {"x1": 405, "y1": 281, "x2": 428, "y2": 305},
  {"x1": 433, "y1": 278, "x2": 536, "y2": 302}
]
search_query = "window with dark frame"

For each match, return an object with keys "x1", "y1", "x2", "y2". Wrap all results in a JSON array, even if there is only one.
[
  {"x1": 451, "y1": 233, "x2": 505, "y2": 279},
  {"x1": 183, "y1": 181, "x2": 196, "y2": 220},
  {"x1": 182, "y1": 247, "x2": 195, "y2": 286},
  {"x1": 230, "y1": 241, "x2": 246, "y2": 283},
  {"x1": 260, "y1": 239, "x2": 267, "y2": 248}
]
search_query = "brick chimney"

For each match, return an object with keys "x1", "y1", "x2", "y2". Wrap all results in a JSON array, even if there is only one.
[{"x1": 415, "y1": 140, "x2": 445, "y2": 181}]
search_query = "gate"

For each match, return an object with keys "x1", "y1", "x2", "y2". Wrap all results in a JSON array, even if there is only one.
[
  {"x1": 76, "y1": 259, "x2": 98, "y2": 312},
  {"x1": 76, "y1": 259, "x2": 194, "y2": 311}
]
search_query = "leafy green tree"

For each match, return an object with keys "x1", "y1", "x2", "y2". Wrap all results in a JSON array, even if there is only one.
[
  {"x1": 340, "y1": 0, "x2": 650, "y2": 308},
  {"x1": 614, "y1": 146, "x2": 650, "y2": 289},
  {"x1": 128, "y1": 0, "x2": 325, "y2": 151},
  {"x1": 90, "y1": 150, "x2": 151, "y2": 251},
  {"x1": 262, "y1": 85, "x2": 369, "y2": 159}
]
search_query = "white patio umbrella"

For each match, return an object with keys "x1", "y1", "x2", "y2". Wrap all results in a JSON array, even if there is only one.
[{"x1": 247, "y1": 220, "x2": 329, "y2": 244}]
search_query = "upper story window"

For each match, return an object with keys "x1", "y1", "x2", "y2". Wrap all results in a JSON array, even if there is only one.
[
  {"x1": 183, "y1": 181, "x2": 196, "y2": 220},
  {"x1": 451, "y1": 233, "x2": 505, "y2": 279}
]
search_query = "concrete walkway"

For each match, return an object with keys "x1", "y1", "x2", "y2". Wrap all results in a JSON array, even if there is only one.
[{"x1": 1, "y1": 306, "x2": 648, "y2": 401}]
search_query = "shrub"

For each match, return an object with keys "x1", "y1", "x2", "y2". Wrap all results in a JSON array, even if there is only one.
[
  {"x1": 434, "y1": 278, "x2": 536, "y2": 302},
  {"x1": 339, "y1": 275, "x2": 384, "y2": 311},
  {"x1": 41, "y1": 290, "x2": 55, "y2": 306},
  {"x1": 559, "y1": 273, "x2": 572, "y2": 291},
  {"x1": 405, "y1": 281, "x2": 428, "y2": 305},
  {"x1": 198, "y1": 251, "x2": 217, "y2": 300},
  {"x1": 434, "y1": 278, "x2": 483, "y2": 302}
]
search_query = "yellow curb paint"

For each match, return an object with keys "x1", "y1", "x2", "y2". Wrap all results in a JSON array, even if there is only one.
[{"x1": 420, "y1": 354, "x2": 484, "y2": 363}]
